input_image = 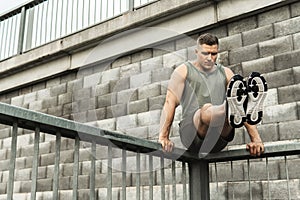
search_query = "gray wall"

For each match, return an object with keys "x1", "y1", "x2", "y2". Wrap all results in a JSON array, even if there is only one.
[{"x1": 0, "y1": 0, "x2": 299, "y2": 199}]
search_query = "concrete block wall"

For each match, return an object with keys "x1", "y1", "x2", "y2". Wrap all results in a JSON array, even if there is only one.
[{"x1": 0, "y1": 0, "x2": 300, "y2": 199}]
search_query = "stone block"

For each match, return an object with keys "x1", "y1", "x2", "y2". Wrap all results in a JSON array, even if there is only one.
[
  {"x1": 274, "y1": 50, "x2": 300, "y2": 73},
  {"x1": 46, "y1": 77, "x2": 60, "y2": 88},
  {"x1": 258, "y1": 6, "x2": 290, "y2": 27},
  {"x1": 131, "y1": 49, "x2": 152, "y2": 63},
  {"x1": 294, "y1": 66, "x2": 300, "y2": 84},
  {"x1": 141, "y1": 56, "x2": 163, "y2": 72},
  {"x1": 151, "y1": 67, "x2": 173, "y2": 83},
  {"x1": 111, "y1": 55, "x2": 131, "y2": 68},
  {"x1": 11, "y1": 95, "x2": 24, "y2": 107},
  {"x1": 263, "y1": 103, "x2": 297, "y2": 123},
  {"x1": 279, "y1": 120, "x2": 300, "y2": 140},
  {"x1": 100, "y1": 68, "x2": 120, "y2": 84},
  {"x1": 117, "y1": 88, "x2": 138, "y2": 104},
  {"x1": 274, "y1": 16, "x2": 300, "y2": 37},
  {"x1": 47, "y1": 106, "x2": 63, "y2": 117},
  {"x1": 242, "y1": 56, "x2": 275, "y2": 75},
  {"x1": 94, "y1": 118, "x2": 116, "y2": 131},
  {"x1": 219, "y1": 34, "x2": 242, "y2": 52},
  {"x1": 67, "y1": 79, "x2": 83, "y2": 92},
  {"x1": 163, "y1": 49, "x2": 187, "y2": 69},
  {"x1": 0, "y1": 128, "x2": 10, "y2": 139},
  {"x1": 58, "y1": 92, "x2": 72, "y2": 105},
  {"x1": 37, "y1": 178, "x2": 53, "y2": 192},
  {"x1": 264, "y1": 69, "x2": 294, "y2": 89},
  {"x1": 97, "y1": 93, "x2": 117, "y2": 108},
  {"x1": 15, "y1": 168, "x2": 31, "y2": 181},
  {"x1": 149, "y1": 95, "x2": 165, "y2": 111},
  {"x1": 40, "y1": 153, "x2": 55, "y2": 166},
  {"x1": 138, "y1": 83, "x2": 161, "y2": 100},
  {"x1": 42, "y1": 97, "x2": 58, "y2": 109},
  {"x1": 120, "y1": 62, "x2": 141, "y2": 79},
  {"x1": 292, "y1": 1, "x2": 300, "y2": 17},
  {"x1": 227, "y1": 16, "x2": 257, "y2": 35},
  {"x1": 257, "y1": 123, "x2": 279, "y2": 142},
  {"x1": 110, "y1": 77, "x2": 130, "y2": 92},
  {"x1": 187, "y1": 45, "x2": 197, "y2": 61},
  {"x1": 37, "y1": 88, "x2": 51, "y2": 100},
  {"x1": 107, "y1": 103, "x2": 127, "y2": 118},
  {"x1": 94, "y1": 83, "x2": 110, "y2": 97},
  {"x1": 59, "y1": 190, "x2": 72, "y2": 200},
  {"x1": 264, "y1": 88, "x2": 278, "y2": 107},
  {"x1": 243, "y1": 25, "x2": 274, "y2": 46},
  {"x1": 130, "y1": 71, "x2": 151, "y2": 89},
  {"x1": 262, "y1": 179, "x2": 300, "y2": 199},
  {"x1": 259, "y1": 36, "x2": 293, "y2": 58},
  {"x1": 128, "y1": 99, "x2": 148, "y2": 114},
  {"x1": 153, "y1": 41, "x2": 175, "y2": 57},
  {"x1": 61, "y1": 72, "x2": 76, "y2": 83},
  {"x1": 278, "y1": 84, "x2": 300, "y2": 104},
  {"x1": 137, "y1": 110, "x2": 161, "y2": 126},
  {"x1": 175, "y1": 34, "x2": 198, "y2": 50},
  {"x1": 74, "y1": 87, "x2": 91, "y2": 101},
  {"x1": 24, "y1": 92, "x2": 37, "y2": 105},
  {"x1": 217, "y1": 51, "x2": 229, "y2": 66},
  {"x1": 50, "y1": 83, "x2": 67, "y2": 97},
  {"x1": 227, "y1": 181, "x2": 263, "y2": 200},
  {"x1": 83, "y1": 72, "x2": 101, "y2": 88},
  {"x1": 293, "y1": 32, "x2": 300, "y2": 50},
  {"x1": 126, "y1": 126, "x2": 148, "y2": 139},
  {"x1": 116, "y1": 114, "x2": 138, "y2": 131},
  {"x1": 76, "y1": 175, "x2": 89, "y2": 189},
  {"x1": 229, "y1": 44, "x2": 259, "y2": 65}
]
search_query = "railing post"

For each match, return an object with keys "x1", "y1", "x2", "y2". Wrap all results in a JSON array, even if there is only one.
[
  {"x1": 17, "y1": 6, "x2": 26, "y2": 54},
  {"x1": 188, "y1": 160, "x2": 210, "y2": 200}
]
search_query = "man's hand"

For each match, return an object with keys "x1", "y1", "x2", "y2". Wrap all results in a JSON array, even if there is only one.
[
  {"x1": 246, "y1": 141, "x2": 264, "y2": 156},
  {"x1": 158, "y1": 137, "x2": 174, "y2": 152}
]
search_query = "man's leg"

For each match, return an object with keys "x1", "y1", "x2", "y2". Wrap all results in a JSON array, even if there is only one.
[{"x1": 193, "y1": 102, "x2": 233, "y2": 139}]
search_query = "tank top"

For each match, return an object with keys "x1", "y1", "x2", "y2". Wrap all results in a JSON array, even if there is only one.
[{"x1": 181, "y1": 61, "x2": 227, "y2": 119}]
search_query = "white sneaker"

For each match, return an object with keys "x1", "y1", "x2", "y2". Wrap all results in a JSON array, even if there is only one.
[
  {"x1": 226, "y1": 74, "x2": 248, "y2": 128},
  {"x1": 246, "y1": 72, "x2": 268, "y2": 125}
]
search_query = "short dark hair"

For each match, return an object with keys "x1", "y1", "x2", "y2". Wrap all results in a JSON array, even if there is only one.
[{"x1": 197, "y1": 33, "x2": 219, "y2": 46}]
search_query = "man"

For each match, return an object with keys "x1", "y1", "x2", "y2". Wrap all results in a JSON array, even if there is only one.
[{"x1": 158, "y1": 33, "x2": 267, "y2": 156}]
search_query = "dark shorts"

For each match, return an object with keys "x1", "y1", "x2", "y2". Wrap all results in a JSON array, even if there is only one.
[{"x1": 179, "y1": 113, "x2": 235, "y2": 154}]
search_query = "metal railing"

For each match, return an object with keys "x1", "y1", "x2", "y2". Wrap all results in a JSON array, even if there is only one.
[
  {"x1": 0, "y1": 0, "x2": 157, "y2": 61},
  {"x1": 0, "y1": 102, "x2": 300, "y2": 199}
]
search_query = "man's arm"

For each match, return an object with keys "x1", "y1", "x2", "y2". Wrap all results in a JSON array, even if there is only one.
[
  {"x1": 244, "y1": 122, "x2": 264, "y2": 156},
  {"x1": 159, "y1": 65, "x2": 186, "y2": 152}
]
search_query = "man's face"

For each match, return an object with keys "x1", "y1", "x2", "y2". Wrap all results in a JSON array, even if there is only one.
[{"x1": 195, "y1": 44, "x2": 218, "y2": 71}]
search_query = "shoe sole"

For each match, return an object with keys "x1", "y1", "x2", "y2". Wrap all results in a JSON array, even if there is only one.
[
  {"x1": 227, "y1": 74, "x2": 247, "y2": 128},
  {"x1": 246, "y1": 72, "x2": 268, "y2": 125}
]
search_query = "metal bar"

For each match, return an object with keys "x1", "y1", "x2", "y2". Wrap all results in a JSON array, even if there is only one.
[
  {"x1": 107, "y1": 144, "x2": 112, "y2": 200},
  {"x1": 128, "y1": 0, "x2": 134, "y2": 11},
  {"x1": 266, "y1": 157, "x2": 271, "y2": 199},
  {"x1": 90, "y1": 142, "x2": 96, "y2": 200},
  {"x1": 285, "y1": 156, "x2": 291, "y2": 200},
  {"x1": 25, "y1": 7, "x2": 35, "y2": 51},
  {"x1": 7, "y1": 17, "x2": 13, "y2": 57},
  {"x1": 182, "y1": 162, "x2": 187, "y2": 200},
  {"x1": 149, "y1": 154, "x2": 153, "y2": 200},
  {"x1": 31, "y1": 126, "x2": 40, "y2": 200},
  {"x1": 0, "y1": 21, "x2": 3, "y2": 59},
  {"x1": 72, "y1": 135, "x2": 80, "y2": 200},
  {"x1": 188, "y1": 160, "x2": 210, "y2": 200},
  {"x1": 54, "y1": 0, "x2": 59, "y2": 38},
  {"x1": 136, "y1": 151, "x2": 141, "y2": 200},
  {"x1": 7, "y1": 121, "x2": 18, "y2": 200},
  {"x1": 215, "y1": 162, "x2": 219, "y2": 198},
  {"x1": 53, "y1": 131, "x2": 61, "y2": 200},
  {"x1": 160, "y1": 156, "x2": 165, "y2": 200},
  {"x1": 45, "y1": 0, "x2": 50, "y2": 43},
  {"x1": 172, "y1": 160, "x2": 176, "y2": 200},
  {"x1": 34, "y1": 4, "x2": 40, "y2": 48},
  {"x1": 90, "y1": 141, "x2": 96, "y2": 200},
  {"x1": 230, "y1": 161, "x2": 235, "y2": 199},
  {"x1": 247, "y1": 159, "x2": 252, "y2": 200},
  {"x1": 39, "y1": 3, "x2": 44, "y2": 46},
  {"x1": 3, "y1": 19, "x2": 8, "y2": 58},
  {"x1": 122, "y1": 148, "x2": 127, "y2": 200}
]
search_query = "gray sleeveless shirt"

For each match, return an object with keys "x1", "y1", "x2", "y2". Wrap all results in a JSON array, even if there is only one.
[{"x1": 181, "y1": 61, "x2": 227, "y2": 119}]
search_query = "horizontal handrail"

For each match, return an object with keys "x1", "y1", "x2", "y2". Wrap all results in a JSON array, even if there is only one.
[{"x1": 0, "y1": 102, "x2": 299, "y2": 163}]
